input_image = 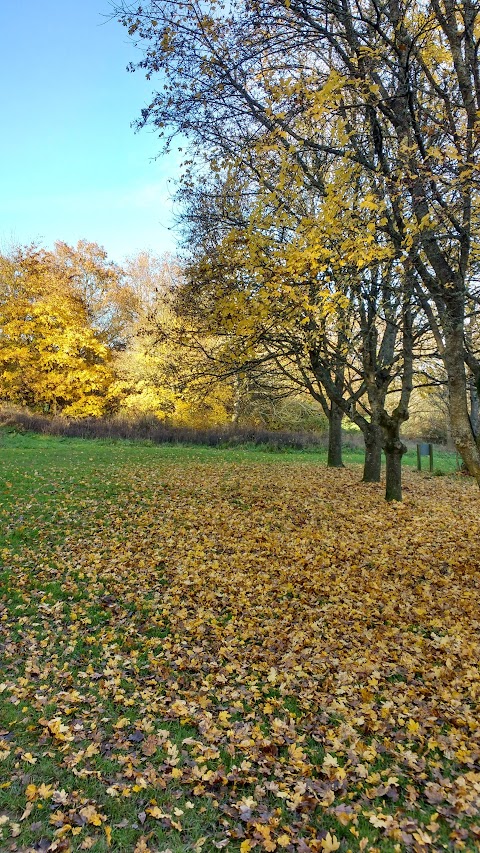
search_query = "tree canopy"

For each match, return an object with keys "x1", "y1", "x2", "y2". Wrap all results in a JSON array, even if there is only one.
[{"x1": 114, "y1": 0, "x2": 480, "y2": 495}]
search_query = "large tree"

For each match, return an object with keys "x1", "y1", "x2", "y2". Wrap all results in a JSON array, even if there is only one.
[
  {"x1": 0, "y1": 246, "x2": 114, "y2": 416},
  {"x1": 172, "y1": 161, "x2": 419, "y2": 499},
  {"x1": 116, "y1": 0, "x2": 480, "y2": 481}
]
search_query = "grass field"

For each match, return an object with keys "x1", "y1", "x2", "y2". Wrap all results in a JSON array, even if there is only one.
[{"x1": 1, "y1": 431, "x2": 479, "y2": 852}]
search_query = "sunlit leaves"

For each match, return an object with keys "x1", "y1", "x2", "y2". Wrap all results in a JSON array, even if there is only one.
[{"x1": 0, "y1": 247, "x2": 115, "y2": 417}]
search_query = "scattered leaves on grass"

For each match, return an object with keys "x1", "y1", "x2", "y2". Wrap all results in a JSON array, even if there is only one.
[{"x1": 1, "y1": 437, "x2": 480, "y2": 851}]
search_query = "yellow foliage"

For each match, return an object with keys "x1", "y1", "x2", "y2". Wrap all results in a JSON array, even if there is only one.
[{"x1": 0, "y1": 248, "x2": 114, "y2": 416}]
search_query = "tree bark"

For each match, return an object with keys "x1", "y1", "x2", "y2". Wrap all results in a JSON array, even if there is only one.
[
  {"x1": 469, "y1": 376, "x2": 479, "y2": 439},
  {"x1": 444, "y1": 321, "x2": 480, "y2": 482},
  {"x1": 383, "y1": 430, "x2": 407, "y2": 502},
  {"x1": 363, "y1": 422, "x2": 382, "y2": 482},
  {"x1": 327, "y1": 401, "x2": 344, "y2": 467}
]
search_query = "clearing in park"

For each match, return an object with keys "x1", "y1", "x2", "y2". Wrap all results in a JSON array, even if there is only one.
[{"x1": 1, "y1": 433, "x2": 479, "y2": 852}]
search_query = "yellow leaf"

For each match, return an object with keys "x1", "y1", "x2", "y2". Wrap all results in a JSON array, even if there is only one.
[
  {"x1": 56, "y1": 823, "x2": 72, "y2": 838},
  {"x1": 218, "y1": 710, "x2": 230, "y2": 724},
  {"x1": 79, "y1": 805, "x2": 103, "y2": 826},
  {"x1": 321, "y1": 832, "x2": 341, "y2": 852},
  {"x1": 147, "y1": 805, "x2": 165, "y2": 819},
  {"x1": 37, "y1": 783, "x2": 53, "y2": 799}
]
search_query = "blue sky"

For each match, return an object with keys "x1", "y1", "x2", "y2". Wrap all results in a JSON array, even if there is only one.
[{"x1": 0, "y1": 0, "x2": 180, "y2": 263}]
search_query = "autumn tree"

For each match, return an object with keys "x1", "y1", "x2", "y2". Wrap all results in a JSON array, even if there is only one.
[
  {"x1": 172, "y1": 159, "x2": 419, "y2": 499},
  {"x1": 122, "y1": 250, "x2": 179, "y2": 314},
  {"x1": 112, "y1": 252, "x2": 234, "y2": 424},
  {"x1": 0, "y1": 246, "x2": 114, "y2": 416},
  {"x1": 112, "y1": 252, "x2": 183, "y2": 417},
  {"x1": 51, "y1": 240, "x2": 139, "y2": 349},
  {"x1": 116, "y1": 0, "x2": 480, "y2": 482}
]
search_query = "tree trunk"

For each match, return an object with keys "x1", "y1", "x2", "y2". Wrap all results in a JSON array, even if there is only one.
[
  {"x1": 362, "y1": 422, "x2": 382, "y2": 482},
  {"x1": 231, "y1": 375, "x2": 244, "y2": 426},
  {"x1": 327, "y1": 402, "x2": 344, "y2": 467},
  {"x1": 383, "y1": 432, "x2": 406, "y2": 502},
  {"x1": 444, "y1": 322, "x2": 480, "y2": 483},
  {"x1": 469, "y1": 376, "x2": 479, "y2": 439}
]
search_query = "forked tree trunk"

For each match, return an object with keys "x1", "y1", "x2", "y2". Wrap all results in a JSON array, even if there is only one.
[
  {"x1": 363, "y1": 422, "x2": 382, "y2": 483},
  {"x1": 327, "y1": 402, "x2": 344, "y2": 467}
]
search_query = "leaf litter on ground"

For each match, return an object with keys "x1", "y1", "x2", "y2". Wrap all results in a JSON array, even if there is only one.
[{"x1": 0, "y1": 436, "x2": 480, "y2": 851}]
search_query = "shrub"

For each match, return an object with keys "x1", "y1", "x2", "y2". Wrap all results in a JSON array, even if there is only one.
[{"x1": 0, "y1": 406, "x2": 326, "y2": 451}]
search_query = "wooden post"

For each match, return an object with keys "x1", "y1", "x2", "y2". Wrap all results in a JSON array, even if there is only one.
[{"x1": 417, "y1": 442, "x2": 434, "y2": 472}]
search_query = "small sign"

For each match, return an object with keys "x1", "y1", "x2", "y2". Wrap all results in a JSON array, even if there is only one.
[{"x1": 417, "y1": 443, "x2": 433, "y2": 472}]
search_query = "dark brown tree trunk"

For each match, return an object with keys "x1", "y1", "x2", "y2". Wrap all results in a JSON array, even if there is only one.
[
  {"x1": 444, "y1": 322, "x2": 480, "y2": 483},
  {"x1": 363, "y1": 422, "x2": 382, "y2": 482},
  {"x1": 327, "y1": 401, "x2": 344, "y2": 467},
  {"x1": 383, "y1": 429, "x2": 407, "y2": 502},
  {"x1": 470, "y1": 376, "x2": 479, "y2": 439}
]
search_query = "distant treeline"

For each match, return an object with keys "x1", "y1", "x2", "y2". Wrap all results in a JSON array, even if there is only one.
[{"x1": 0, "y1": 407, "x2": 329, "y2": 451}]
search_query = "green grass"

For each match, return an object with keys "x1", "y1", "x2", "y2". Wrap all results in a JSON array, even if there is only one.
[
  {"x1": 0, "y1": 429, "x2": 476, "y2": 852},
  {"x1": 0, "y1": 425, "x2": 460, "y2": 472}
]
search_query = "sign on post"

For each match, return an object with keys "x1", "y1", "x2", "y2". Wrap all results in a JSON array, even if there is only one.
[{"x1": 417, "y1": 442, "x2": 433, "y2": 472}]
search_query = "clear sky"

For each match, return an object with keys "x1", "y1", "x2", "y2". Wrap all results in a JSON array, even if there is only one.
[{"x1": 0, "y1": 0, "x2": 180, "y2": 263}]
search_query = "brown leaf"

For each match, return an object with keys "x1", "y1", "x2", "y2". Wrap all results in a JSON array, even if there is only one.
[{"x1": 141, "y1": 735, "x2": 159, "y2": 756}]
